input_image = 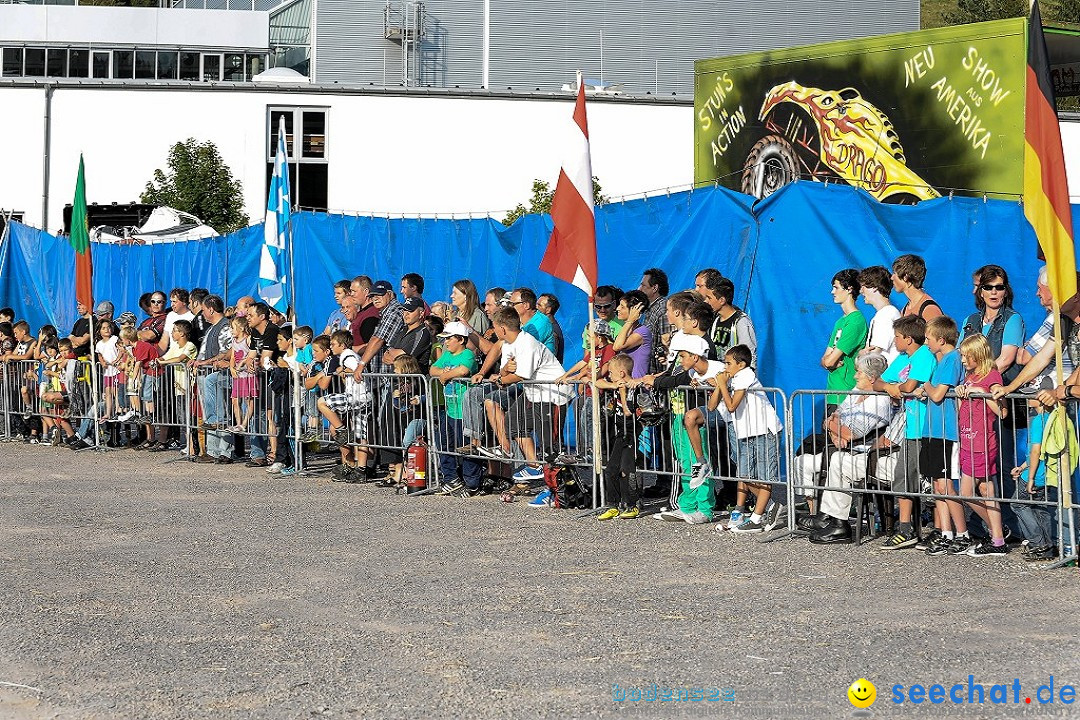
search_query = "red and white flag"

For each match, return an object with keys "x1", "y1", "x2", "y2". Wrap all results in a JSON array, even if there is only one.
[{"x1": 540, "y1": 74, "x2": 598, "y2": 298}]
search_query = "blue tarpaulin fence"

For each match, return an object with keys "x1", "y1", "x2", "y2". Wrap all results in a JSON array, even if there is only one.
[{"x1": 2, "y1": 181, "x2": 1077, "y2": 396}]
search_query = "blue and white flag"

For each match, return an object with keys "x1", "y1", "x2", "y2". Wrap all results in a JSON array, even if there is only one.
[{"x1": 260, "y1": 116, "x2": 291, "y2": 313}]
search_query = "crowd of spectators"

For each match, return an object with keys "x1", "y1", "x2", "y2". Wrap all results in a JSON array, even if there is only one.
[{"x1": 0, "y1": 256, "x2": 1075, "y2": 561}]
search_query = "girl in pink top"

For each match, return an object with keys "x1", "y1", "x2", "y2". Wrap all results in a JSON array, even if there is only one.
[{"x1": 955, "y1": 334, "x2": 1008, "y2": 555}]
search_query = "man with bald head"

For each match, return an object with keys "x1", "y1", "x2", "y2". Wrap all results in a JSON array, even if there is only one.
[{"x1": 235, "y1": 296, "x2": 256, "y2": 321}]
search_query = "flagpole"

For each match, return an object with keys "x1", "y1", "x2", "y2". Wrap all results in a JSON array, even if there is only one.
[{"x1": 588, "y1": 297, "x2": 603, "y2": 508}]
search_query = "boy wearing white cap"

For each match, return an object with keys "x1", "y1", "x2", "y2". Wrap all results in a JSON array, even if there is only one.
[{"x1": 660, "y1": 333, "x2": 720, "y2": 523}]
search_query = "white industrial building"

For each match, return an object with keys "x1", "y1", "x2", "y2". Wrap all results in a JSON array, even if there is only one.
[{"x1": 0, "y1": 80, "x2": 693, "y2": 232}]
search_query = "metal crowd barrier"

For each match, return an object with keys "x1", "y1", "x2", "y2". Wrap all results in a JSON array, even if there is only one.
[
  {"x1": 789, "y1": 388, "x2": 1077, "y2": 558},
  {"x1": 3, "y1": 351, "x2": 1077, "y2": 566}
]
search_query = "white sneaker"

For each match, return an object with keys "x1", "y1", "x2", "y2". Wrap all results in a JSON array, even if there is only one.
[
  {"x1": 685, "y1": 511, "x2": 710, "y2": 525},
  {"x1": 659, "y1": 510, "x2": 690, "y2": 523},
  {"x1": 266, "y1": 461, "x2": 285, "y2": 474},
  {"x1": 116, "y1": 409, "x2": 136, "y2": 422},
  {"x1": 689, "y1": 461, "x2": 712, "y2": 489}
]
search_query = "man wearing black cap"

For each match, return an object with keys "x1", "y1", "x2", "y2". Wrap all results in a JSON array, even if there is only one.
[
  {"x1": 382, "y1": 296, "x2": 433, "y2": 374},
  {"x1": 354, "y1": 280, "x2": 405, "y2": 378}
]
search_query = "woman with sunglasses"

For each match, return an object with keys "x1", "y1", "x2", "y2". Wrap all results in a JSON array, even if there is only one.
[
  {"x1": 960, "y1": 266, "x2": 1024, "y2": 385},
  {"x1": 961, "y1": 265, "x2": 1026, "y2": 534}
]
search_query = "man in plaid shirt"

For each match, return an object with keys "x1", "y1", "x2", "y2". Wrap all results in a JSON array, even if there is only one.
[
  {"x1": 353, "y1": 280, "x2": 405, "y2": 379},
  {"x1": 639, "y1": 268, "x2": 671, "y2": 374}
]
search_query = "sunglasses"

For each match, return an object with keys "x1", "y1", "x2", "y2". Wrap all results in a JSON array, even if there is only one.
[
  {"x1": 150, "y1": 299, "x2": 165, "y2": 304},
  {"x1": 593, "y1": 302, "x2": 615, "y2": 310},
  {"x1": 980, "y1": 284, "x2": 1006, "y2": 292}
]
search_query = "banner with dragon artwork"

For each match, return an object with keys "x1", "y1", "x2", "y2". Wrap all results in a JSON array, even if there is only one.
[{"x1": 694, "y1": 18, "x2": 1034, "y2": 202}]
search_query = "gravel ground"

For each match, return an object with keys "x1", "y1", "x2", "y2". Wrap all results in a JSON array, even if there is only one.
[{"x1": 2, "y1": 443, "x2": 1080, "y2": 720}]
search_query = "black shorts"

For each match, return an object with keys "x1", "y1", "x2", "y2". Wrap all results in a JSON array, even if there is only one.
[
  {"x1": 918, "y1": 438, "x2": 955, "y2": 480},
  {"x1": 507, "y1": 396, "x2": 559, "y2": 445}
]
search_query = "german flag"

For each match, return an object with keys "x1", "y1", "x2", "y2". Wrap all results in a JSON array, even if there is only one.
[{"x1": 1025, "y1": 1, "x2": 1076, "y2": 305}]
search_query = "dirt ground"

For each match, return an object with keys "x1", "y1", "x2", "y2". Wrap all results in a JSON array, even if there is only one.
[{"x1": 2, "y1": 442, "x2": 1080, "y2": 719}]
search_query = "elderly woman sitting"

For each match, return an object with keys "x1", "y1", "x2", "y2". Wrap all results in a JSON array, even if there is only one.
[{"x1": 792, "y1": 354, "x2": 896, "y2": 544}]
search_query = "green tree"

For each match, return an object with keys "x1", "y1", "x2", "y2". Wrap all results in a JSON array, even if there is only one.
[
  {"x1": 942, "y1": 0, "x2": 1025, "y2": 25},
  {"x1": 502, "y1": 177, "x2": 610, "y2": 227},
  {"x1": 141, "y1": 138, "x2": 249, "y2": 234}
]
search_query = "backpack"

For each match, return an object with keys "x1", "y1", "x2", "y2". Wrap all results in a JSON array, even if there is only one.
[{"x1": 543, "y1": 463, "x2": 590, "y2": 509}]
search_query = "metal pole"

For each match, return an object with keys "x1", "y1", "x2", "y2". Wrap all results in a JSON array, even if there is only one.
[
  {"x1": 589, "y1": 298, "x2": 602, "y2": 509},
  {"x1": 42, "y1": 84, "x2": 54, "y2": 231}
]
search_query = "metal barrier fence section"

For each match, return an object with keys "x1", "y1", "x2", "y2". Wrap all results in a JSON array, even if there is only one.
[{"x1": 2, "y1": 355, "x2": 1077, "y2": 564}]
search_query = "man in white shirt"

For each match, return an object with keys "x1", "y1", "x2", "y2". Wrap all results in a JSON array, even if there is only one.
[
  {"x1": 159, "y1": 288, "x2": 195, "y2": 353},
  {"x1": 488, "y1": 307, "x2": 569, "y2": 483},
  {"x1": 857, "y1": 266, "x2": 900, "y2": 362}
]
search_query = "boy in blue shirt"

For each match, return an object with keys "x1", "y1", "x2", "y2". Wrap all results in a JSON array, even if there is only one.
[
  {"x1": 1011, "y1": 396, "x2": 1055, "y2": 561},
  {"x1": 914, "y1": 316, "x2": 967, "y2": 555},
  {"x1": 873, "y1": 315, "x2": 937, "y2": 550}
]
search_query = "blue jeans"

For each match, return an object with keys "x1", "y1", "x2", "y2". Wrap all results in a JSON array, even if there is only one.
[
  {"x1": 1014, "y1": 483, "x2": 1057, "y2": 549},
  {"x1": 201, "y1": 371, "x2": 234, "y2": 459},
  {"x1": 735, "y1": 431, "x2": 783, "y2": 503},
  {"x1": 437, "y1": 414, "x2": 483, "y2": 489}
]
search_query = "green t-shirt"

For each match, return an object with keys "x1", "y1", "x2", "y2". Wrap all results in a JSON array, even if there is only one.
[
  {"x1": 826, "y1": 310, "x2": 869, "y2": 404},
  {"x1": 432, "y1": 347, "x2": 476, "y2": 419}
]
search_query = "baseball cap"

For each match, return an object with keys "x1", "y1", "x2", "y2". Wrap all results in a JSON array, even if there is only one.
[
  {"x1": 371, "y1": 280, "x2": 395, "y2": 296},
  {"x1": 439, "y1": 321, "x2": 471, "y2": 338},
  {"x1": 669, "y1": 332, "x2": 709, "y2": 358},
  {"x1": 590, "y1": 319, "x2": 614, "y2": 338},
  {"x1": 401, "y1": 296, "x2": 424, "y2": 312},
  {"x1": 95, "y1": 301, "x2": 114, "y2": 317}
]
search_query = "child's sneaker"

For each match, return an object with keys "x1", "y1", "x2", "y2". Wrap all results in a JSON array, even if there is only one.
[
  {"x1": 763, "y1": 502, "x2": 787, "y2": 532},
  {"x1": 512, "y1": 465, "x2": 545, "y2": 483},
  {"x1": 915, "y1": 528, "x2": 942, "y2": 551},
  {"x1": 279, "y1": 466, "x2": 300, "y2": 477},
  {"x1": 685, "y1": 511, "x2": 711, "y2": 525},
  {"x1": 946, "y1": 535, "x2": 973, "y2": 555},
  {"x1": 689, "y1": 461, "x2": 711, "y2": 489},
  {"x1": 724, "y1": 510, "x2": 745, "y2": 531},
  {"x1": 266, "y1": 461, "x2": 285, "y2": 474},
  {"x1": 330, "y1": 464, "x2": 349, "y2": 482},
  {"x1": 618, "y1": 507, "x2": 640, "y2": 520},
  {"x1": 527, "y1": 489, "x2": 553, "y2": 508},
  {"x1": 925, "y1": 533, "x2": 952, "y2": 556},
  {"x1": 967, "y1": 541, "x2": 1010, "y2": 558},
  {"x1": 658, "y1": 509, "x2": 690, "y2": 522},
  {"x1": 730, "y1": 517, "x2": 764, "y2": 533},
  {"x1": 880, "y1": 529, "x2": 919, "y2": 550},
  {"x1": 597, "y1": 507, "x2": 620, "y2": 521}
]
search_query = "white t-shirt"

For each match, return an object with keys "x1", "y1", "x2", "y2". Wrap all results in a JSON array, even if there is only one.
[
  {"x1": 95, "y1": 336, "x2": 121, "y2": 377},
  {"x1": 163, "y1": 310, "x2": 195, "y2": 337},
  {"x1": 866, "y1": 304, "x2": 901, "y2": 362},
  {"x1": 503, "y1": 331, "x2": 570, "y2": 405},
  {"x1": 722, "y1": 367, "x2": 782, "y2": 439},
  {"x1": 690, "y1": 359, "x2": 725, "y2": 384}
]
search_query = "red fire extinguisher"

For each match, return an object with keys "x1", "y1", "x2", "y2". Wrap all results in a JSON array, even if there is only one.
[{"x1": 404, "y1": 436, "x2": 428, "y2": 495}]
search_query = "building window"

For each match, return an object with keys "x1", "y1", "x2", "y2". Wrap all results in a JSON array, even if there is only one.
[
  {"x1": 179, "y1": 52, "x2": 199, "y2": 81},
  {"x1": 46, "y1": 49, "x2": 66, "y2": 77},
  {"x1": 135, "y1": 50, "x2": 156, "y2": 79},
  {"x1": 24, "y1": 48, "x2": 45, "y2": 77},
  {"x1": 69, "y1": 49, "x2": 89, "y2": 78},
  {"x1": 224, "y1": 53, "x2": 245, "y2": 81},
  {"x1": 246, "y1": 53, "x2": 265, "y2": 80},
  {"x1": 2, "y1": 48, "x2": 23, "y2": 77},
  {"x1": 267, "y1": 106, "x2": 329, "y2": 211},
  {"x1": 113, "y1": 50, "x2": 134, "y2": 79},
  {"x1": 157, "y1": 51, "x2": 178, "y2": 80},
  {"x1": 92, "y1": 51, "x2": 110, "y2": 79},
  {"x1": 202, "y1": 54, "x2": 221, "y2": 81}
]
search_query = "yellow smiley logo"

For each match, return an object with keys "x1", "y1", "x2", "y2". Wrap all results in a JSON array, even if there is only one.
[{"x1": 848, "y1": 678, "x2": 876, "y2": 709}]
